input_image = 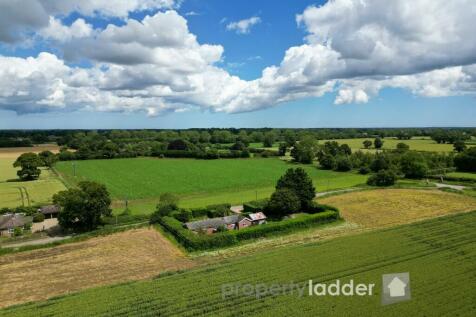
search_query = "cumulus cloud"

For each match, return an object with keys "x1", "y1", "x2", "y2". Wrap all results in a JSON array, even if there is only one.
[
  {"x1": 1, "y1": 0, "x2": 476, "y2": 116},
  {"x1": 0, "y1": 0, "x2": 177, "y2": 43},
  {"x1": 226, "y1": 16, "x2": 261, "y2": 34}
]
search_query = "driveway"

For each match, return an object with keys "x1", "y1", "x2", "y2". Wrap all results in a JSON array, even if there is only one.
[{"x1": 434, "y1": 183, "x2": 466, "y2": 191}]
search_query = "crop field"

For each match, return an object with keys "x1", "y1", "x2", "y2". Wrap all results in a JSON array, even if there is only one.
[
  {"x1": 2, "y1": 211, "x2": 475, "y2": 316},
  {"x1": 0, "y1": 228, "x2": 195, "y2": 308},
  {"x1": 0, "y1": 158, "x2": 66, "y2": 208},
  {"x1": 56, "y1": 158, "x2": 367, "y2": 212},
  {"x1": 320, "y1": 137, "x2": 472, "y2": 152},
  {"x1": 319, "y1": 188, "x2": 476, "y2": 229}
]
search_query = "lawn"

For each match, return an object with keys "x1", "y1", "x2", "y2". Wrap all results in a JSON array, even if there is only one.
[
  {"x1": 0, "y1": 158, "x2": 66, "y2": 208},
  {"x1": 2, "y1": 211, "x2": 475, "y2": 316},
  {"x1": 320, "y1": 137, "x2": 472, "y2": 152},
  {"x1": 56, "y1": 158, "x2": 367, "y2": 213}
]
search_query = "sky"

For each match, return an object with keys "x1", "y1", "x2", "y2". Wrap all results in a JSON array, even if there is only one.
[{"x1": 0, "y1": 0, "x2": 475, "y2": 129}]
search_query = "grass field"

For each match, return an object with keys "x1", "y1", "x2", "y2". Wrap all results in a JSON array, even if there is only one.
[
  {"x1": 56, "y1": 158, "x2": 367, "y2": 213},
  {"x1": 0, "y1": 228, "x2": 194, "y2": 308},
  {"x1": 319, "y1": 189, "x2": 476, "y2": 229},
  {"x1": 447, "y1": 172, "x2": 476, "y2": 180},
  {"x1": 2, "y1": 211, "x2": 475, "y2": 316},
  {"x1": 320, "y1": 137, "x2": 473, "y2": 152},
  {"x1": 0, "y1": 158, "x2": 66, "y2": 208}
]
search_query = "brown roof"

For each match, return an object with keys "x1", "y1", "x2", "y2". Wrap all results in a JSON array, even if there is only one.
[
  {"x1": 0, "y1": 214, "x2": 32, "y2": 230},
  {"x1": 39, "y1": 205, "x2": 60, "y2": 215}
]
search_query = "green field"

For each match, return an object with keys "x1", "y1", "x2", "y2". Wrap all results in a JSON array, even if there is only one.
[
  {"x1": 55, "y1": 158, "x2": 367, "y2": 212},
  {"x1": 2, "y1": 211, "x2": 475, "y2": 316},
  {"x1": 447, "y1": 172, "x2": 476, "y2": 180},
  {"x1": 0, "y1": 158, "x2": 66, "y2": 208},
  {"x1": 321, "y1": 137, "x2": 471, "y2": 152}
]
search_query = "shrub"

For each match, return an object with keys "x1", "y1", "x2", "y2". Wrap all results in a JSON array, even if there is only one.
[
  {"x1": 15, "y1": 206, "x2": 37, "y2": 216},
  {"x1": 319, "y1": 153, "x2": 336, "y2": 170},
  {"x1": 335, "y1": 156, "x2": 352, "y2": 171},
  {"x1": 243, "y1": 199, "x2": 269, "y2": 213},
  {"x1": 367, "y1": 169, "x2": 397, "y2": 187},
  {"x1": 159, "y1": 193, "x2": 179, "y2": 209},
  {"x1": 266, "y1": 188, "x2": 301, "y2": 218},
  {"x1": 359, "y1": 166, "x2": 370, "y2": 174},
  {"x1": 206, "y1": 204, "x2": 231, "y2": 218},
  {"x1": 175, "y1": 209, "x2": 192, "y2": 222},
  {"x1": 13, "y1": 227, "x2": 23, "y2": 237},
  {"x1": 32, "y1": 213, "x2": 45, "y2": 223}
]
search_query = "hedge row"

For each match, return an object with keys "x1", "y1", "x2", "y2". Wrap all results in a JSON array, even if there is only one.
[{"x1": 158, "y1": 210, "x2": 340, "y2": 251}]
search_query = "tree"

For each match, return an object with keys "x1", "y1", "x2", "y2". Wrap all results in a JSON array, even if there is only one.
[
  {"x1": 54, "y1": 181, "x2": 112, "y2": 232},
  {"x1": 278, "y1": 143, "x2": 287, "y2": 156},
  {"x1": 363, "y1": 140, "x2": 372, "y2": 149},
  {"x1": 400, "y1": 152, "x2": 428, "y2": 179},
  {"x1": 395, "y1": 142, "x2": 410, "y2": 153},
  {"x1": 454, "y1": 147, "x2": 476, "y2": 172},
  {"x1": 291, "y1": 136, "x2": 318, "y2": 164},
  {"x1": 335, "y1": 156, "x2": 352, "y2": 171},
  {"x1": 318, "y1": 153, "x2": 336, "y2": 170},
  {"x1": 370, "y1": 154, "x2": 389, "y2": 172},
  {"x1": 453, "y1": 140, "x2": 467, "y2": 153},
  {"x1": 339, "y1": 144, "x2": 352, "y2": 155},
  {"x1": 266, "y1": 188, "x2": 301, "y2": 218},
  {"x1": 13, "y1": 152, "x2": 42, "y2": 180},
  {"x1": 374, "y1": 137, "x2": 384, "y2": 149},
  {"x1": 263, "y1": 132, "x2": 275, "y2": 147},
  {"x1": 38, "y1": 150, "x2": 58, "y2": 168},
  {"x1": 230, "y1": 141, "x2": 246, "y2": 151},
  {"x1": 276, "y1": 168, "x2": 316, "y2": 209},
  {"x1": 167, "y1": 139, "x2": 188, "y2": 151},
  {"x1": 158, "y1": 192, "x2": 179, "y2": 210},
  {"x1": 367, "y1": 170, "x2": 396, "y2": 187}
]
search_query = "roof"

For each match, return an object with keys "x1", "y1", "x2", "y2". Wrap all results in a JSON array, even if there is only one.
[
  {"x1": 185, "y1": 214, "x2": 243, "y2": 231},
  {"x1": 0, "y1": 214, "x2": 32, "y2": 230},
  {"x1": 39, "y1": 205, "x2": 60, "y2": 215},
  {"x1": 248, "y1": 212, "x2": 267, "y2": 221}
]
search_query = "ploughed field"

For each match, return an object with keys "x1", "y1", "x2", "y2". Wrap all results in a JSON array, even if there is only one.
[
  {"x1": 55, "y1": 158, "x2": 367, "y2": 211},
  {"x1": 2, "y1": 211, "x2": 475, "y2": 316},
  {"x1": 0, "y1": 228, "x2": 194, "y2": 308}
]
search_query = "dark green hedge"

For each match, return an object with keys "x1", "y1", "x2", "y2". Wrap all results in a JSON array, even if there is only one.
[{"x1": 158, "y1": 210, "x2": 340, "y2": 251}]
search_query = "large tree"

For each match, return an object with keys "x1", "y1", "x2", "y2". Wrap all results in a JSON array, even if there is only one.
[
  {"x1": 275, "y1": 168, "x2": 316, "y2": 209},
  {"x1": 13, "y1": 152, "x2": 42, "y2": 180},
  {"x1": 374, "y1": 137, "x2": 384, "y2": 149},
  {"x1": 291, "y1": 136, "x2": 318, "y2": 164},
  {"x1": 38, "y1": 150, "x2": 58, "y2": 168},
  {"x1": 400, "y1": 152, "x2": 428, "y2": 179},
  {"x1": 266, "y1": 188, "x2": 301, "y2": 218},
  {"x1": 54, "y1": 181, "x2": 112, "y2": 232}
]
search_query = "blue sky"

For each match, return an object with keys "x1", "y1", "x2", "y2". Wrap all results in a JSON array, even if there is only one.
[{"x1": 0, "y1": 0, "x2": 475, "y2": 128}]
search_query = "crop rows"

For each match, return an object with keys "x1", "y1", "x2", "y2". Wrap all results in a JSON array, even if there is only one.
[{"x1": 2, "y1": 211, "x2": 476, "y2": 316}]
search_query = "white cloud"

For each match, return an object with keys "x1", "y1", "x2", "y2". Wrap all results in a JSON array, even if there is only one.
[
  {"x1": 40, "y1": 17, "x2": 93, "y2": 42},
  {"x1": 1, "y1": 1, "x2": 476, "y2": 116},
  {"x1": 226, "y1": 16, "x2": 261, "y2": 34},
  {"x1": 0, "y1": 0, "x2": 177, "y2": 42}
]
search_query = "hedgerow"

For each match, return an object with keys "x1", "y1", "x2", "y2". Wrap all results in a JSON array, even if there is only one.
[{"x1": 158, "y1": 209, "x2": 340, "y2": 251}]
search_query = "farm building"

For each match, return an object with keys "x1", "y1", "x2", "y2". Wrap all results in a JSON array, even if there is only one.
[
  {"x1": 38, "y1": 205, "x2": 60, "y2": 219},
  {"x1": 184, "y1": 212, "x2": 267, "y2": 234},
  {"x1": 0, "y1": 214, "x2": 32, "y2": 237}
]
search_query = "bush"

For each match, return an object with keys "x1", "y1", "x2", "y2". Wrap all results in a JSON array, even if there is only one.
[
  {"x1": 319, "y1": 154, "x2": 336, "y2": 170},
  {"x1": 159, "y1": 193, "x2": 179, "y2": 209},
  {"x1": 367, "y1": 169, "x2": 397, "y2": 187},
  {"x1": 174, "y1": 209, "x2": 192, "y2": 222},
  {"x1": 14, "y1": 206, "x2": 37, "y2": 216},
  {"x1": 454, "y1": 147, "x2": 476, "y2": 172},
  {"x1": 335, "y1": 156, "x2": 352, "y2": 171},
  {"x1": 13, "y1": 227, "x2": 23, "y2": 237},
  {"x1": 266, "y1": 188, "x2": 301, "y2": 218},
  {"x1": 206, "y1": 203, "x2": 231, "y2": 218},
  {"x1": 243, "y1": 199, "x2": 269, "y2": 213},
  {"x1": 32, "y1": 213, "x2": 45, "y2": 223},
  {"x1": 359, "y1": 166, "x2": 370, "y2": 174}
]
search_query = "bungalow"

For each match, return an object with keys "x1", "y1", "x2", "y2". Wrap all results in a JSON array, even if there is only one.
[
  {"x1": 0, "y1": 214, "x2": 33, "y2": 237},
  {"x1": 184, "y1": 212, "x2": 267, "y2": 234},
  {"x1": 38, "y1": 205, "x2": 60, "y2": 219}
]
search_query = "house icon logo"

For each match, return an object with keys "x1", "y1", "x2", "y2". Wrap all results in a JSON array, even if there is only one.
[{"x1": 382, "y1": 273, "x2": 411, "y2": 305}]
